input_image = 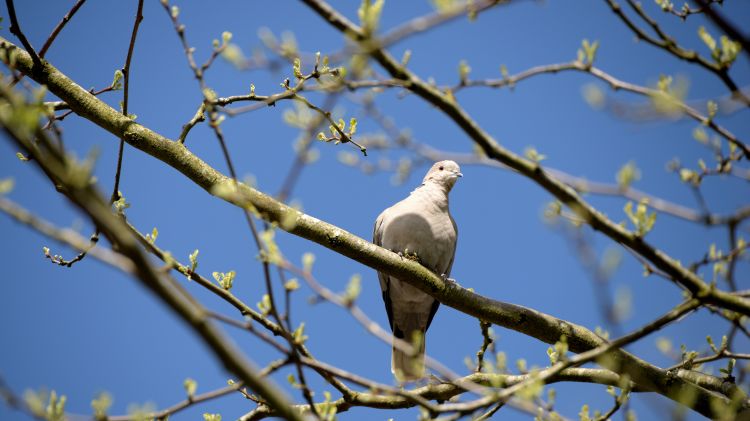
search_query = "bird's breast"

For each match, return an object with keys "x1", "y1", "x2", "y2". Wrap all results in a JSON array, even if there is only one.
[{"x1": 379, "y1": 205, "x2": 456, "y2": 274}]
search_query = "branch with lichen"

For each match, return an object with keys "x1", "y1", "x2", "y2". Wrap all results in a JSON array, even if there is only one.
[
  {"x1": 0, "y1": 82, "x2": 305, "y2": 421},
  {"x1": 604, "y1": 0, "x2": 748, "y2": 105},
  {"x1": 448, "y1": 59, "x2": 748, "y2": 159},
  {"x1": 241, "y1": 367, "x2": 641, "y2": 420},
  {"x1": 347, "y1": 91, "x2": 750, "y2": 226},
  {"x1": 2, "y1": 36, "x2": 748, "y2": 418},
  {"x1": 296, "y1": 1, "x2": 750, "y2": 319}
]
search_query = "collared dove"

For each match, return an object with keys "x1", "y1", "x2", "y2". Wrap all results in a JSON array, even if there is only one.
[{"x1": 373, "y1": 160, "x2": 462, "y2": 381}]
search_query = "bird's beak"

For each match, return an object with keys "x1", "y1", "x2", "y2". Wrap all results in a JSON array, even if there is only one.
[{"x1": 455, "y1": 171, "x2": 463, "y2": 178}]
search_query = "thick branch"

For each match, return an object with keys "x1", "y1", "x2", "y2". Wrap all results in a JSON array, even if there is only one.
[
  {"x1": 242, "y1": 368, "x2": 639, "y2": 420},
  {"x1": 0, "y1": 36, "x2": 742, "y2": 418},
  {"x1": 0, "y1": 94, "x2": 303, "y2": 421},
  {"x1": 294, "y1": 2, "x2": 750, "y2": 319}
]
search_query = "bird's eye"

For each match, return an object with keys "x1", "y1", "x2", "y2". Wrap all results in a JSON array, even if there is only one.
[{"x1": 439, "y1": 166, "x2": 444, "y2": 171}]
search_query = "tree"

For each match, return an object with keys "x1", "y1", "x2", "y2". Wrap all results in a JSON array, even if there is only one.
[{"x1": 0, "y1": 0, "x2": 748, "y2": 420}]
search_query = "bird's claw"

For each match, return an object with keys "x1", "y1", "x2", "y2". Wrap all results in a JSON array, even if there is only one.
[
  {"x1": 398, "y1": 248, "x2": 420, "y2": 263},
  {"x1": 440, "y1": 273, "x2": 459, "y2": 287}
]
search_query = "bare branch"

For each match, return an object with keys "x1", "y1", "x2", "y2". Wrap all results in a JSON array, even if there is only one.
[{"x1": 2, "y1": 33, "x2": 746, "y2": 418}]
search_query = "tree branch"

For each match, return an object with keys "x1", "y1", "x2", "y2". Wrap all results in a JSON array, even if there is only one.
[
  {"x1": 1, "y1": 35, "x2": 745, "y2": 418},
  {"x1": 4, "y1": 0, "x2": 41, "y2": 69},
  {"x1": 242, "y1": 367, "x2": 637, "y2": 420},
  {"x1": 0, "y1": 86, "x2": 304, "y2": 421},
  {"x1": 295, "y1": 0, "x2": 750, "y2": 315}
]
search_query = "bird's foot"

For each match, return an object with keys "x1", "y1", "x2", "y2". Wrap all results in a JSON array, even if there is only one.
[
  {"x1": 428, "y1": 373, "x2": 450, "y2": 386},
  {"x1": 398, "y1": 248, "x2": 421, "y2": 263},
  {"x1": 441, "y1": 273, "x2": 459, "y2": 287}
]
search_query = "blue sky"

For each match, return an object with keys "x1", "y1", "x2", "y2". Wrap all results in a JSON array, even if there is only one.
[{"x1": 1, "y1": 1, "x2": 749, "y2": 420}]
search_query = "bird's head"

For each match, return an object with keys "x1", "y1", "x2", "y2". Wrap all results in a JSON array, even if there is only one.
[{"x1": 422, "y1": 160, "x2": 462, "y2": 191}]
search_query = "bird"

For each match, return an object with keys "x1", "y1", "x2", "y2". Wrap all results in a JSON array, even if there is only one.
[{"x1": 373, "y1": 160, "x2": 461, "y2": 381}]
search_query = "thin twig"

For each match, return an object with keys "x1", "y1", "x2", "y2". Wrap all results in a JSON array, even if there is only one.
[
  {"x1": 38, "y1": 0, "x2": 87, "y2": 57},
  {"x1": 107, "y1": 383, "x2": 245, "y2": 421},
  {"x1": 604, "y1": 0, "x2": 749, "y2": 105},
  {"x1": 110, "y1": 0, "x2": 144, "y2": 203},
  {"x1": 451, "y1": 61, "x2": 749, "y2": 159},
  {"x1": 4, "y1": 0, "x2": 41, "y2": 69},
  {"x1": 299, "y1": 0, "x2": 750, "y2": 319},
  {"x1": 177, "y1": 103, "x2": 206, "y2": 143},
  {"x1": 693, "y1": 0, "x2": 750, "y2": 59}
]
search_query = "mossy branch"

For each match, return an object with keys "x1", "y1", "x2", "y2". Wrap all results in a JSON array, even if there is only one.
[
  {"x1": 0, "y1": 36, "x2": 744, "y2": 418},
  {"x1": 0, "y1": 78, "x2": 304, "y2": 421},
  {"x1": 294, "y1": 1, "x2": 750, "y2": 319}
]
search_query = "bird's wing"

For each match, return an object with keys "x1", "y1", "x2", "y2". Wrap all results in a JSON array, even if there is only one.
[
  {"x1": 444, "y1": 213, "x2": 458, "y2": 277},
  {"x1": 425, "y1": 213, "x2": 457, "y2": 331},
  {"x1": 373, "y1": 210, "x2": 395, "y2": 331}
]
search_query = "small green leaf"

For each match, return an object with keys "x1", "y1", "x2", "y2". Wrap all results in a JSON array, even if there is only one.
[
  {"x1": 698, "y1": 26, "x2": 716, "y2": 52},
  {"x1": 577, "y1": 39, "x2": 599, "y2": 66},
  {"x1": 0, "y1": 177, "x2": 14, "y2": 194},
  {"x1": 656, "y1": 337, "x2": 672, "y2": 355},
  {"x1": 284, "y1": 278, "x2": 300, "y2": 291},
  {"x1": 624, "y1": 199, "x2": 657, "y2": 236},
  {"x1": 202, "y1": 88, "x2": 217, "y2": 102},
  {"x1": 693, "y1": 126, "x2": 708, "y2": 144},
  {"x1": 287, "y1": 373, "x2": 301, "y2": 388},
  {"x1": 189, "y1": 249, "x2": 199, "y2": 272},
  {"x1": 343, "y1": 273, "x2": 362, "y2": 305},
  {"x1": 499, "y1": 64, "x2": 509, "y2": 80},
  {"x1": 458, "y1": 60, "x2": 471, "y2": 84},
  {"x1": 516, "y1": 358, "x2": 527, "y2": 373},
  {"x1": 719, "y1": 35, "x2": 741, "y2": 67},
  {"x1": 657, "y1": 74, "x2": 673, "y2": 92},
  {"x1": 293, "y1": 57, "x2": 303, "y2": 79},
  {"x1": 213, "y1": 271, "x2": 236, "y2": 290},
  {"x1": 45, "y1": 390, "x2": 66, "y2": 421},
  {"x1": 401, "y1": 49, "x2": 412, "y2": 66},
  {"x1": 579, "y1": 404, "x2": 591, "y2": 421},
  {"x1": 524, "y1": 147, "x2": 546, "y2": 163},
  {"x1": 146, "y1": 227, "x2": 158, "y2": 244},
  {"x1": 302, "y1": 252, "x2": 315, "y2": 272},
  {"x1": 679, "y1": 168, "x2": 700, "y2": 186},
  {"x1": 582, "y1": 83, "x2": 605, "y2": 108},
  {"x1": 495, "y1": 351, "x2": 506, "y2": 371},
  {"x1": 257, "y1": 293, "x2": 271, "y2": 315},
  {"x1": 260, "y1": 229, "x2": 282, "y2": 264},
  {"x1": 707, "y1": 100, "x2": 718, "y2": 120},
  {"x1": 655, "y1": 0, "x2": 673, "y2": 11},
  {"x1": 111, "y1": 69, "x2": 124, "y2": 90},
  {"x1": 582, "y1": 39, "x2": 599, "y2": 64},
  {"x1": 91, "y1": 391, "x2": 113, "y2": 419},
  {"x1": 616, "y1": 161, "x2": 640, "y2": 189},
  {"x1": 706, "y1": 335, "x2": 718, "y2": 353},
  {"x1": 221, "y1": 31, "x2": 232, "y2": 44},
  {"x1": 293, "y1": 322, "x2": 308, "y2": 344},
  {"x1": 358, "y1": 0, "x2": 385, "y2": 35},
  {"x1": 112, "y1": 192, "x2": 130, "y2": 213},
  {"x1": 184, "y1": 378, "x2": 197, "y2": 399},
  {"x1": 221, "y1": 44, "x2": 246, "y2": 68}
]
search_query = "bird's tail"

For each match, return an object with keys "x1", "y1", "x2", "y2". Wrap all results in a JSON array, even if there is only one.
[{"x1": 392, "y1": 328, "x2": 426, "y2": 382}]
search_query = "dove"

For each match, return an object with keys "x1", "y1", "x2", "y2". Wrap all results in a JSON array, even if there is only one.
[{"x1": 373, "y1": 160, "x2": 461, "y2": 381}]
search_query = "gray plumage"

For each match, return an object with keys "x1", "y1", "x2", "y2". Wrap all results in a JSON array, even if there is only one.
[{"x1": 373, "y1": 160, "x2": 461, "y2": 381}]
